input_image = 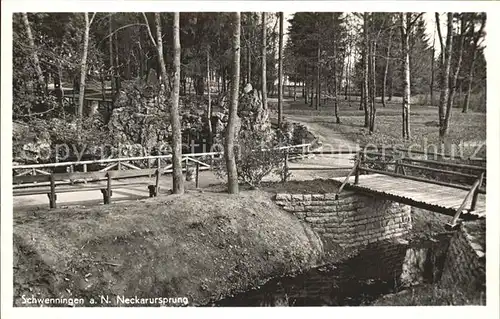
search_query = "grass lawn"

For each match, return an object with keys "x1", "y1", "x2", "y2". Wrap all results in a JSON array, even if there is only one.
[{"x1": 281, "y1": 97, "x2": 486, "y2": 159}]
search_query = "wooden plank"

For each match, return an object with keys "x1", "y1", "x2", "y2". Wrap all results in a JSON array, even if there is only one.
[
  {"x1": 359, "y1": 167, "x2": 475, "y2": 192},
  {"x1": 13, "y1": 175, "x2": 51, "y2": 184},
  {"x1": 53, "y1": 171, "x2": 108, "y2": 181},
  {"x1": 107, "y1": 168, "x2": 157, "y2": 179}
]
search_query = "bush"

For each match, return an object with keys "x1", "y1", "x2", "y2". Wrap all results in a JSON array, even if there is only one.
[{"x1": 214, "y1": 129, "x2": 288, "y2": 189}]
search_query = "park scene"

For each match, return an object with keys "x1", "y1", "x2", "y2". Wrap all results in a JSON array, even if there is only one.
[{"x1": 11, "y1": 11, "x2": 487, "y2": 307}]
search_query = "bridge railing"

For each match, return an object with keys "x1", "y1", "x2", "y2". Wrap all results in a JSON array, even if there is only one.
[{"x1": 341, "y1": 149, "x2": 487, "y2": 224}]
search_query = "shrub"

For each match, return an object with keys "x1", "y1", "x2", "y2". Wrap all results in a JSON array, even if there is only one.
[{"x1": 214, "y1": 129, "x2": 288, "y2": 189}]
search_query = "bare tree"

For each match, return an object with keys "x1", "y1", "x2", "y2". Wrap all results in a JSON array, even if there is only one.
[
  {"x1": 430, "y1": 24, "x2": 436, "y2": 106},
  {"x1": 382, "y1": 27, "x2": 393, "y2": 108},
  {"x1": 437, "y1": 13, "x2": 454, "y2": 139},
  {"x1": 261, "y1": 12, "x2": 267, "y2": 110},
  {"x1": 445, "y1": 14, "x2": 467, "y2": 127},
  {"x1": 400, "y1": 13, "x2": 411, "y2": 139},
  {"x1": 78, "y1": 12, "x2": 96, "y2": 119},
  {"x1": 399, "y1": 12, "x2": 423, "y2": 140},
  {"x1": 207, "y1": 49, "x2": 213, "y2": 145},
  {"x1": 278, "y1": 12, "x2": 284, "y2": 127},
  {"x1": 143, "y1": 12, "x2": 184, "y2": 194},
  {"x1": 362, "y1": 13, "x2": 370, "y2": 128},
  {"x1": 225, "y1": 12, "x2": 241, "y2": 194},
  {"x1": 169, "y1": 13, "x2": 185, "y2": 194}
]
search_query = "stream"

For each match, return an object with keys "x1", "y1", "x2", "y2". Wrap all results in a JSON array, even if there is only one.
[{"x1": 209, "y1": 235, "x2": 452, "y2": 306}]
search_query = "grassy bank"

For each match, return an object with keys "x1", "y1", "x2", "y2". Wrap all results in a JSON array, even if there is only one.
[
  {"x1": 282, "y1": 99, "x2": 486, "y2": 158},
  {"x1": 14, "y1": 190, "x2": 326, "y2": 307}
]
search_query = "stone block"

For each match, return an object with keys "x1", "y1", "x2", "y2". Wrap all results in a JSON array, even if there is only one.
[
  {"x1": 291, "y1": 194, "x2": 304, "y2": 201},
  {"x1": 324, "y1": 193, "x2": 337, "y2": 200},
  {"x1": 275, "y1": 193, "x2": 291, "y2": 201},
  {"x1": 311, "y1": 194, "x2": 325, "y2": 201},
  {"x1": 303, "y1": 194, "x2": 312, "y2": 202}
]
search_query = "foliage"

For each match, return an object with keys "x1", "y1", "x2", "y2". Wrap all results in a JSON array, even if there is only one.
[{"x1": 214, "y1": 129, "x2": 287, "y2": 188}]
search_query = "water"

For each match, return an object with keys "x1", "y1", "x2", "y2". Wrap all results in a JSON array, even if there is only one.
[{"x1": 208, "y1": 236, "x2": 451, "y2": 306}]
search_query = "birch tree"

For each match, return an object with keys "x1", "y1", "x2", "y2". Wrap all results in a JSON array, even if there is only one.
[
  {"x1": 261, "y1": 12, "x2": 267, "y2": 110},
  {"x1": 436, "y1": 13, "x2": 454, "y2": 139},
  {"x1": 78, "y1": 12, "x2": 96, "y2": 119},
  {"x1": 278, "y1": 12, "x2": 284, "y2": 127},
  {"x1": 21, "y1": 13, "x2": 46, "y2": 95},
  {"x1": 225, "y1": 12, "x2": 241, "y2": 194},
  {"x1": 143, "y1": 12, "x2": 184, "y2": 194}
]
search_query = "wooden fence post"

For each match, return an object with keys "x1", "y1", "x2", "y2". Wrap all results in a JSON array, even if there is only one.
[
  {"x1": 284, "y1": 150, "x2": 289, "y2": 183},
  {"x1": 470, "y1": 172, "x2": 485, "y2": 212},
  {"x1": 47, "y1": 174, "x2": 56, "y2": 209},
  {"x1": 354, "y1": 152, "x2": 363, "y2": 185},
  {"x1": 102, "y1": 172, "x2": 112, "y2": 204},
  {"x1": 196, "y1": 162, "x2": 200, "y2": 188}
]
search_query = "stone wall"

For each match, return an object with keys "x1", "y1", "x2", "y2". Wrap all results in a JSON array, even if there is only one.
[
  {"x1": 274, "y1": 191, "x2": 412, "y2": 248},
  {"x1": 440, "y1": 220, "x2": 486, "y2": 300}
]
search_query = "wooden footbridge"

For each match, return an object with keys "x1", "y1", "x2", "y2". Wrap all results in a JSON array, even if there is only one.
[{"x1": 328, "y1": 148, "x2": 486, "y2": 229}]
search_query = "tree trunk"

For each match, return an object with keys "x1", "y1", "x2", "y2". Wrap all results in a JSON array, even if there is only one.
[
  {"x1": 21, "y1": 13, "x2": 46, "y2": 95},
  {"x1": 207, "y1": 50, "x2": 213, "y2": 146},
  {"x1": 438, "y1": 13, "x2": 453, "y2": 139},
  {"x1": 261, "y1": 12, "x2": 268, "y2": 110},
  {"x1": 278, "y1": 12, "x2": 284, "y2": 127},
  {"x1": 310, "y1": 78, "x2": 314, "y2": 108},
  {"x1": 463, "y1": 15, "x2": 486, "y2": 113},
  {"x1": 293, "y1": 79, "x2": 297, "y2": 101},
  {"x1": 400, "y1": 13, "x2": 411, "y2": 140},
  {"x1": 316, "y1": 44, "x2": 320, "y2": 110},
  {"x1": 150, "y1": 12, "x2": 185, "y2": 194},
  {"x1": 430, "y1": 28, "x2": 436, "y2": 106},
  {"x1": 332, "y1": 26, "x2": 340, "y2": 123},
  {"x1": 370, "y1": 40, "x2": 377, "y2": 132},
  {"x1": 225, "y1": 12, "x2": 241, "y2": 195},
  {"x1": 363, "y1": 14, "x2": 370, "y2": 128},
  {"x1": 78, "y1": 13, "x2": 92, "y2": 119},
  {"x1": 445, "y1": 14, "x2": 466, "y2": 133},
  {"x1": 382, "y1": 28, "x2": 393, "y2": 108}
]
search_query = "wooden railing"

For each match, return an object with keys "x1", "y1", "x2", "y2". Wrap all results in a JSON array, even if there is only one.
[
  {"x1": 354, "y1": 150, "x2": 486, "y2": 192},
  {"x1": 13, "y1": 143, "x2": 312, "y2": 208}
]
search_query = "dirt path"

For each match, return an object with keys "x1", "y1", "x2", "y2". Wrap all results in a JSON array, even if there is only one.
[{"x1": 272, "y1": 99, "x2": 360, "y2": 170}]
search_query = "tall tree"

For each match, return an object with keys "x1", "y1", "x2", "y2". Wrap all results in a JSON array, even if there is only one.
[
  {"x1": 463, "y1": 13, "x2": 486, "y2": 113},
  {"x1": 225, "y1": 12, "x2": 241, "y2": 194},
  {"x1": 400, "y1": 13, "x2": 411, "y2": 140},
  {"x1": 207, "y1": 49, "x2": 213, "y2": 146},
  {"x1": 78, "y1": 12, "x2": 96, "y2": 119},
  {"x1": 278, "y1": 12, "x2": 284, "y2": 127},
  {"x1": 261, "y1": 12, "x2": 268, "y2": 110},
  {"x1": 382, "y1": 27, "x2": 393, "y2": 108},
  {"x1": 143, "y1": 12, "x2": 184, "y2": 194},
  {"x1": 437, "y1": 12, "x2": 454, "y2": 139},
  {"x1": 169, "y1": 12, "x2": 185, "y2": 194},
  {"x1": 21, "y1": 13, "x2": 46, "y2": 95},
  {"x1": 430, "y1": 25, "x2": 436, "y2": 106},
  {"x1": 362, "y1": 13, "x2": 370, "y2": 128},
  {"x1": 445, "y1": 14, "x2": 467, "y2": 127}
]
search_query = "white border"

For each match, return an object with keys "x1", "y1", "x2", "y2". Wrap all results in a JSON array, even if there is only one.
[{"x1": 2, "y1": 1, "x2": 499, "y2": 319}]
